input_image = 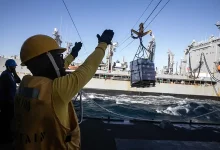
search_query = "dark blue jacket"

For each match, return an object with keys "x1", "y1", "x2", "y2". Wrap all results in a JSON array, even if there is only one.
[{"x1": 0, "y1": 70, "x2": 17, "y2": 102}]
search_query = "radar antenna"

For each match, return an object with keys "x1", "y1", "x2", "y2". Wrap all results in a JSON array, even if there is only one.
[{"x1": 52, "y1": 28, "x2": 62, "y2": 47}]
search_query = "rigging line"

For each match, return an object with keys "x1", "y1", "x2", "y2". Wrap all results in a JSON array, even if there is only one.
[
  {"x1": 119, "y1": 39, "x2": 135, "y2": 52},
  {"x1": 144, "y1": 0, "x2": 171, "y2": 30},
  {"x1": 190, "y1": 109, "x2": 220, "y2": 120},
  {"x1": 73, "y1": 92, "x2": 84, "y2": 124},
  {"x1": 81, "y1": 91, "x2": 153, "y2": 121},
  {"x1": 133, "y1": 0, "x2": 155, "y2": 29},
  {"x1": 119, "y1": 36, "x2": 132, "y2": 49},
  {"x1": 185, "y1": 70, "x2": 220, "y2": 121},
  {"x1": 210, "y1": 71, "x2": 219, "y2": 97},
  {"x1": 61, "y1": 0, "x2": 87, "y2": 52},
  {"x1": 82, "y1": 90, "x2": 220, "y2": 123},
  {"x1": 118, "y1": 0, "x2": 155, "y2": 47},
  {"x1": 184, "y1": 73, "x2": 220, "y2": 121},
  {"x1": 202, "y1": 53, "x2": 220, "y2": 82},
  {"x1": 143, "y1": 0, "x2": 163, "y2": 24},
  {"x1": 118, "y1": 0, "x2": 168, "y2": 53}
]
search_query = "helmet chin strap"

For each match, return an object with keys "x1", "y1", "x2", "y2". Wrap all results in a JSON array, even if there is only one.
[{"x1": 46, "y1": 52, "x2": 61, "y2": 77}]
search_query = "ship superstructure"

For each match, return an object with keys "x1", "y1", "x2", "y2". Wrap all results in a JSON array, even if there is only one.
[{"x1": 1, "y1": 23, "x2": 220, "y2": 99}]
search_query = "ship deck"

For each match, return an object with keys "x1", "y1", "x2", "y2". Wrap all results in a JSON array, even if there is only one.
[
  {"x1": 80, "y1": 117, "x2": 220, "y2": 150},
  {"x1": 1, "y1": 118, "x2": 220, "y2": 150}
]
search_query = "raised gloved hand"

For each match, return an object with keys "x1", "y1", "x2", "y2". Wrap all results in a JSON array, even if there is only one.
[
  {"x1": 97, "y1": 30, "x2": 114, "y2": 45},
  {"x1": 71, "y1": 42, "x2": 83, "y2": 58}
]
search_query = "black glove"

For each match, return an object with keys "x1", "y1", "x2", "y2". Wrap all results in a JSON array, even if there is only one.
[
  {"x1": 97, "y1": 30, "x2": 114, "y2": 45},
  {"x1": 71, "y1": 42, "x2": 82, "y2": 58}
]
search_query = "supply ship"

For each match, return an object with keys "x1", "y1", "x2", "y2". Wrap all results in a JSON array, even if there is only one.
[{"x1": 1, "y1": 23, "x2": 220, "y2": 100}]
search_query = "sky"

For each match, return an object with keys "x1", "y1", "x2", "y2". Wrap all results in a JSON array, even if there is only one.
[{"x1": 1, "y1": 0, "x2": 220, "y2": 70}]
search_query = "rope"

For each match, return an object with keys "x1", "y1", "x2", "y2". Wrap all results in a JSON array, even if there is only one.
[
  {"x1": 133, "y1": 0, "x2": 155, "y2": 29},
  {"x1": 118, "y1": 0, "x2": 161, "y2": 50},
  {"x1": 73, "y1": 91, "x2": 83, "y2": 124},
  {"x1": 80, "y1": 90, "x2": 220, "y2": 124},
  {"x1": 61, "y1": 0, "x2": 87, "y2": 52},
  {"x1": 184, "y1": 52, "x2": 220, "y2": 121},
  {"x1": 143, "y1": 0, "x2": 163, "y2": 24},
  {"x1": 202, "y1": 53, "x2": 220, "y2": 82},
  {"x1": 76, "y1": 45, "x2": 219, "y2": 123},
  {"x1": 79, "y1": 92, "x2": 83, "y2": 124},
  {"x1": 118, "y1": 0, "x2": 171, "y2": 53},
  {"x1": 210, "y1": 71, "x2": 219, "y2": 97},
  {"x1": 119, "y1": 39, "x2": 135, "y2": 52},
  {"x1": 144, "y1": 0, "x2": 171, "y2": 30},
  {"x1": 193, "y1": 54, "x2": 203, "y2": 79},
  {"x1": 119, "y1": 37, "x2": 132, "y2": 49},
  {"x1": 189, "y1": 109, "x2": 220, "y2": 120},
  {"x1": 82, "y1": 90, "x2": 220, "y2": 123},
  {"x1": 81, "y1": 91, "x2": 152, "y2": 121},
  {"x1": 118, "y1": 0, "x2": 154, "y2": 48}
]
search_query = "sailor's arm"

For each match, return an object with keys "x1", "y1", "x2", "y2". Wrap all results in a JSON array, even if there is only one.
[
  {"x1": 1, "y1": 73, "x2": 15, "y2": 101},
  {"x1": 53, "y1": 42, "x2": 107, "y2": 103},
  {"x1": 64, "y1": 54, "x2": 75, "y2": 69},
  {"x1": 64, "y1": 42, "x2": 82, "y2": 69}
]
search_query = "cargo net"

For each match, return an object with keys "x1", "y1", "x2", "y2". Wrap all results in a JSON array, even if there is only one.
[{"x1": 130, "y1": 38, "x2": 156, "y2": 88}]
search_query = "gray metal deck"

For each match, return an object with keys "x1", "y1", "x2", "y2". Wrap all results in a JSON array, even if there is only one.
[
  {"x1": 115, "y1": 139, "x2": 220, "y2": 150},
  {"x1": 80, "y1": 118, "x2": 220, "y2": 150}
]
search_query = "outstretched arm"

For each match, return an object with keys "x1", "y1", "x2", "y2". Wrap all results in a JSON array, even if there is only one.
[
  {"x1": 53, "y1": 30, "x2": 114, "y2": 103},
  {"x1": 64, "y1": 42, "x2": 83, "y2": 69},
  {"x1": 53, "y1": 42, "x2": 107, "y2": 102},
  {"x1": 64, "y1": 54, "x2": 75, "y2": 69}
]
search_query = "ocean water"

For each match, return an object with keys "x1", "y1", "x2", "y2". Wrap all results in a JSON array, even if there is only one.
[{"x1": 73, "y1": 93, "x2": 220, "y2": 124}]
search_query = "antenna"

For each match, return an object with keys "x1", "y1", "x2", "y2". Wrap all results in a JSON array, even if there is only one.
[
  {"x1": 59, "y1": 16, "x2": 63, "y2": 35},
  {"x1": 53, "y1": 28, "x2": 62, "y2": 47},
  {"x1": 216, "y1": 21, "x2": 220, "y2": 29},
  {"x1": 176, "y1": 61, "x2": 178, "y2": 75},
  {"x1": 216, "y1": 21, "x2": 220, "y2": 37}
]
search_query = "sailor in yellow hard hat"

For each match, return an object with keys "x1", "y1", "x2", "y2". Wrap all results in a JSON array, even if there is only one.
[{"x1": 14, "y1": 30, "x2": 114, "y2": 149}]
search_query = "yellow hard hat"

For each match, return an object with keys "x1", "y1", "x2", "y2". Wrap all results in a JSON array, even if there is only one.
[{"x1": 20, "y1": 34, "x2": 66, "y2": 66}]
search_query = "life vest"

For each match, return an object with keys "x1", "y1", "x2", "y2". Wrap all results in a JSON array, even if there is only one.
[{"x1": 15, "y1": 75, "x2": 80, "y2": 150}]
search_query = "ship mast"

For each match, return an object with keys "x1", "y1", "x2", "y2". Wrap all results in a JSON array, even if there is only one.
[
  {"x1": 175, "y1": 61, "x2": 178, "y2": 75},
  {"x1": 52, "y1": 28, "x2": 62, "y2": 47},
  {"x1": 106, "y1": 42, "x2": 118, "y2": 73},
  {"x1": 167, "y1": 49, "x2": 174, "y2": 74},
  {"x1": 216, "y1": 21, "x2": 220, "y2": 37},
  {"x1": 65, "y1": 42, "x2": 73, "y2": 57}
]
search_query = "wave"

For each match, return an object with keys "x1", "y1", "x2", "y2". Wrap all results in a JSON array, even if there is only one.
[{"x1": 77, "y1": 92, "x2": 220, "y2": 123}]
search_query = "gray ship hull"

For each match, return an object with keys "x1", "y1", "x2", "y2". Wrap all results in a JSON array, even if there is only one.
[
  {"x1": 1, "y1": 57, "x2": 220, "y2": 100},
  {"x1": 1, "y1": 30, "x2": 220, "y2": 100},
  {"x1": 83, "y1": 78, "x2": 219, "y2": 100}
]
